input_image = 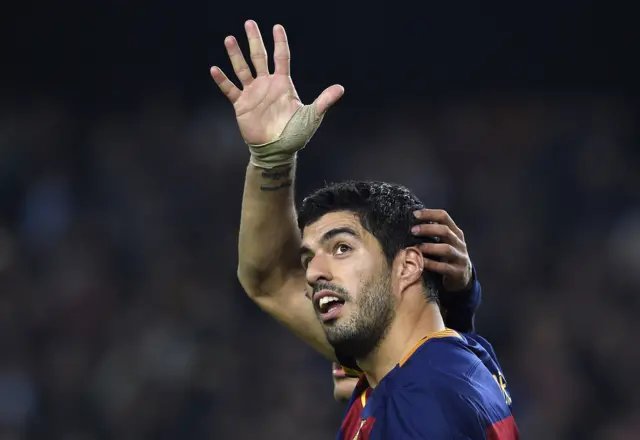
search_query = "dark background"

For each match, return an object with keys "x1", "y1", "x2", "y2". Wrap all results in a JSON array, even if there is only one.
[{"x1": 1, "y1": 2, "x2": 638, "y2": 439}]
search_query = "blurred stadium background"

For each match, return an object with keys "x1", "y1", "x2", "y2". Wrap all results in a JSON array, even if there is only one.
[{"x1": 1, "y1": 2, "x2": 638, "y2": 439}]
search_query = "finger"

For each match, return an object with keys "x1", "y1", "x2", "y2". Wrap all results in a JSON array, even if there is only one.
[
  {"x1": 224, "y1": 36, "x2": 254, "y2": 86},
  {"x1": 418, "y1": 243, "x2": 465, "y2": 262},
  {"x1": 313, "y1": 85, "x2": 345, "y2": 115},
  {"x1": 423, "y1": 259, "x2": 459, "y2": 278},
  {"x1": 210, "y1": 66, "x2": 242, "y2": 103},
  {"x1": 272, "y1": 24, "x2": 291, "y2": 75},
  {"x1": 245, "y1": 20, "x2": 269, "y2": 76},
  {"x1": 411, "y1": 223, "x2": 465, "y2": 248},
  {"x1": 413, "y1": 209, "x2": 464, "y2": 240}
]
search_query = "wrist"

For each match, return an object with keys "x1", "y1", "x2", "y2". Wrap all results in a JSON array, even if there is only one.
[
  {"x1": 249, "y1": 149, "x2": 297, "y2": 169},
  {"x1": 247, "y1": 104, "x2": 322, "y2": 169},
  {"x1": 442, "y1": 266, "x2": 475, "y2": 294}
]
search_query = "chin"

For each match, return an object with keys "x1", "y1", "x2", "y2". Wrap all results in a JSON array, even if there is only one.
[{"x1": 322, "y1": 310, "x2": 348, "y2": 326}]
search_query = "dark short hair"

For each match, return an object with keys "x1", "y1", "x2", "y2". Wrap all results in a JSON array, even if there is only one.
[{"x1": 298, "y1": 180, "x2": 440, "y2": 302}]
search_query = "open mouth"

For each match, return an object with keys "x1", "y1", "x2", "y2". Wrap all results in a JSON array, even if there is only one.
[
  {"x1": 318, "y1": 295, "x2": 345, "y2": 313},
  {"x1": 314, "y1": 292, "x2": 346, "y2": 321}
]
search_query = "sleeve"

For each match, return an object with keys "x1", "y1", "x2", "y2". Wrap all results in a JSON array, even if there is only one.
[
  {"x1": 439, "y1": 266, "x2": 482, "y2": 334},
  {"x1": 383, "y1": 387, "x2": 457, "y2": 440},
  {"x1": 464, "y1": 333, "x2": 514, "y2": 409}
]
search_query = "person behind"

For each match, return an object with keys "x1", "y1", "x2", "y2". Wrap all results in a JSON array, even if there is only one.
[{"x1": 210, "y1": 20, "x2": 518, "y2": 439}]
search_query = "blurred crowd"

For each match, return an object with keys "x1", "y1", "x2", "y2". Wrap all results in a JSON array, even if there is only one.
[{"x1": 0, "y1": 91, "x2": 638, "y2": 440}]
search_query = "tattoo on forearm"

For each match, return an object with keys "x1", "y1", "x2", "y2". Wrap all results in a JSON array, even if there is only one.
[
  {"x1": 261, "y1": 168, "x2": 291, "y2": 181},
  {"x1": 260, "y1": 181, "x2": 292, "y2": 191},
  {"x1": 260, "y1": 167, "x2": 293, "y2": 191}
]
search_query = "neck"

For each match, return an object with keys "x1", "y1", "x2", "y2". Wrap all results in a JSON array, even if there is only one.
[{"x1": 358, "y1": 300, "x2": 445, "y2": 388}]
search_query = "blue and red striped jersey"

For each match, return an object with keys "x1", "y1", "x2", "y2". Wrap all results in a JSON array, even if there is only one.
[{"x1": 337, "y1": 329, "x2": 519, "y2": 440}]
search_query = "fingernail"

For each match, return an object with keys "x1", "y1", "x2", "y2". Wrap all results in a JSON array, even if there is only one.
[
  {"x1": 413, "y1": 210, "x2": 421, "y2": 217},
  {"x1": 411, "y1": 226, "x2": 420, "y2": 234}
]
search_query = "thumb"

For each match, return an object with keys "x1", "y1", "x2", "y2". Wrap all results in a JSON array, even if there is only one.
[{"x1": 313, "y1": 84, "x2": 345, "y2": 116}]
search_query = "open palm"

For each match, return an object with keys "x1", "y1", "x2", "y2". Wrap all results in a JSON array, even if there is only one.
[{"x1": 210, "y1": 21, "x2": 344, "y2": 146}]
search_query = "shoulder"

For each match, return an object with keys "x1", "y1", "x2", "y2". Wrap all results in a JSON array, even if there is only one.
[
  {"x1": 382, "y1": 368, "x2": 513, "y2": 439},
  {"x1": 399, "y1": 330, "x2": 481, "y2": 379},
  {"x1": 391, "y1": 331, "x2": 514, "y2": 422}
]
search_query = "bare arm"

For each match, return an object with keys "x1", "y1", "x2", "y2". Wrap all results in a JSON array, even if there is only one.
[
  {"x1": 210, "y1": 20, "x2": 343, "y2": 360},
  {"x1": 238, "y1": 163, "x2": 336, "y2": 359},
  {"x1": 237, "y1": 163, "x2": 299, "y2": 283}
]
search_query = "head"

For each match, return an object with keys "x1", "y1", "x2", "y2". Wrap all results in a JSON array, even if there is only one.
[{"x1": 298, "y1": 181, "x2": 441, "y2": 361}]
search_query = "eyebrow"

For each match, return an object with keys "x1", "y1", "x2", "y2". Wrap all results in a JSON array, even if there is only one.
[{"x1": 300, "y1": 227, "x2": 360, "y2": 257}]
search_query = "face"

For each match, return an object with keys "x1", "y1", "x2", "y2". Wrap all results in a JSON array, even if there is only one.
[
  {"x1": 300, "y1": 211, "x2": 396, "y2": 360},
  {"x1": 331, "y1": 362, "x2": 359, "y2": 402}
]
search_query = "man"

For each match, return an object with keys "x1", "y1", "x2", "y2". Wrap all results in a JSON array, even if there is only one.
[{"x1": 210, "y1": 20, "x2": 518, "y2": 439}]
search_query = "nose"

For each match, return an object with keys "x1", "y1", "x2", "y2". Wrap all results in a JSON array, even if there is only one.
[{"x1": 305, "y1": 252, "x2": 333, "y2": 286}]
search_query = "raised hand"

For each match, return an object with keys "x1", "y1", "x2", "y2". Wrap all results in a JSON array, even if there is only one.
[{"x1": 210, "y1": 20, "x2": 344, "y2": 149}]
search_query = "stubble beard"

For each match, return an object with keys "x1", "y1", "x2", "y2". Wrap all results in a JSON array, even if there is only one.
[{"x1": 325, "y1": 271, "x2": 395, "y2": 361}]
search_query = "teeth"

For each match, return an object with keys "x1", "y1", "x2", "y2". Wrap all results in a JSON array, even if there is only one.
[{"x1": 319, "y1": 296, "x2": 340, "y2": 308}]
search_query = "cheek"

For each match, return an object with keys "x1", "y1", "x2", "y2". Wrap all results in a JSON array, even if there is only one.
[{"x1": 337, "y1": 259, "x2": 374, "y2": 298}]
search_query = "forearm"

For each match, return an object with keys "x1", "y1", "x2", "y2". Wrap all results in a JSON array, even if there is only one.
[{"x1": 237, "y1": 161, "x2": 302, "y2": 294}]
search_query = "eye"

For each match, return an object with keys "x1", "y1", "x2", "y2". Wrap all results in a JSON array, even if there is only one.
[{"x1": 334, "y1": 243, "x2": 352, "y2": 255}]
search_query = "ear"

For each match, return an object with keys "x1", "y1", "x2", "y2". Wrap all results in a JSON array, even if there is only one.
[{"x1": 394, "y1": 246, "x2": 424, "y2": 294}]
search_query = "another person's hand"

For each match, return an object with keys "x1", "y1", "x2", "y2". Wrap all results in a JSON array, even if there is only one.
[{"x1": 411, "y1": 209, "x2": 473, "y2": 292}]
